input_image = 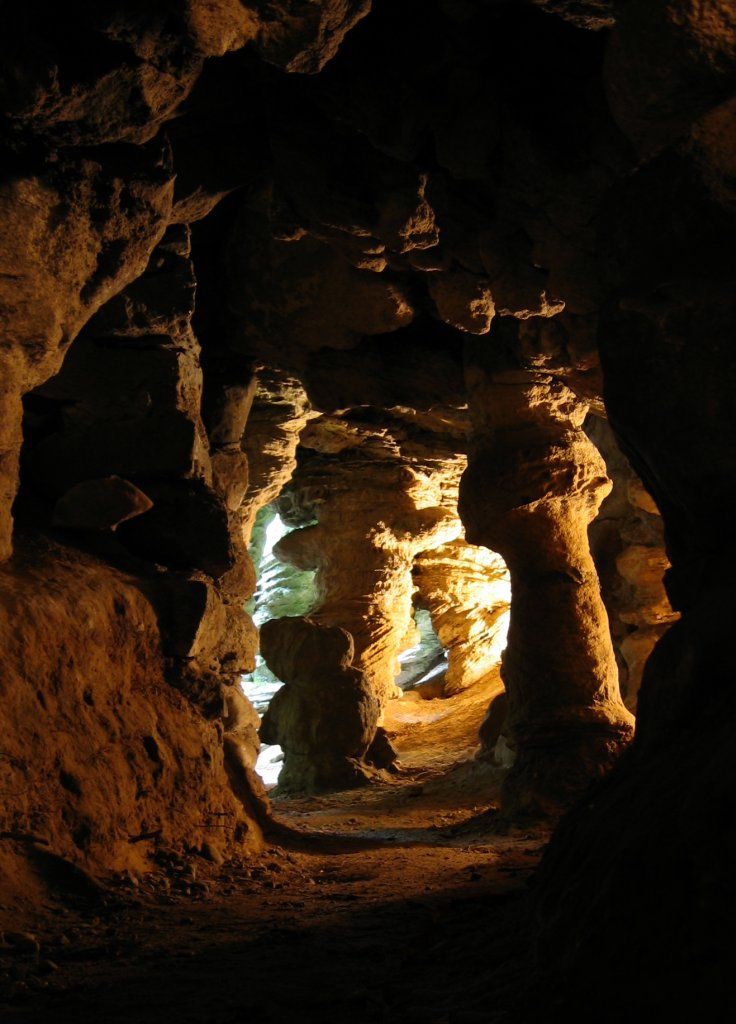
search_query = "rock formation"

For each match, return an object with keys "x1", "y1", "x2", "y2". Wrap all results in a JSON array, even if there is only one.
[
  {"x1": 274, "y1": 454, "x2": 460, "y2": 706},
  {"x1": 413, "y1": 539, "x2": 510, "y2": 697},
  {"x1": 0, "y1": 538, "x2": 262, "y2": 879},
  {"x1": 258, "y1": 452, "x2": 460, "y2": 788},
  {"x1": 587, "y1": 414, "x2": 677, "y2": 709},
  {"x1": 259, "y1": 616, "x2": 381, "y2": 792},
  {"x1": 460, "y1": 335, "x2": 634, "y2": 815},
  {"x1": 1, "y1": 0, "x2": 734, "y2": 1012}
]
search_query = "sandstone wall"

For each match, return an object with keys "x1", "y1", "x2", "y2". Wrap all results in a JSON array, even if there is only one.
[{"x1": 0, "y1": 539, "x2": 263, "y2": 884}]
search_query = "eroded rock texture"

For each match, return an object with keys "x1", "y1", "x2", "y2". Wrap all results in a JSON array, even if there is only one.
[
  {"x1": 275, "y1": 455, "x2": 460, "y2": 707},
  {"x1": 1, "y1": 0, "x2": 734, "y2": 1009},
  {"x1": 529, "y1": 4, "x2": 736, "y2": 1015},
  {"x1": 257, "y1": 449, "x2": 461, "y2": 789},
  {"x1": 460, "y1": 339, "x2": 634, "y2": 814},
  {"x1": 259, "y1": 616, "x2": 380, "y2": 792},
  {"x1": 413, "y1": 540, "x2": 510, "y2": 698},
  {"x1": 0, "y1": 539, "x2": 262, "y2": 878},
  {"x1": 587, "y1": 414, "x2": 677, "y2": 710}
]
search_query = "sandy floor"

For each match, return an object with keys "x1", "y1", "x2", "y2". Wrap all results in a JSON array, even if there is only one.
[{"x1": 0, "y1": 672, "x2": 551, "y2": 1023}]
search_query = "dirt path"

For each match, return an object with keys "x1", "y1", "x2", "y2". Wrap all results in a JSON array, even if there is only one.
[{"x1": 1, "y1": 677, "x2": 550, "y2": 1023}]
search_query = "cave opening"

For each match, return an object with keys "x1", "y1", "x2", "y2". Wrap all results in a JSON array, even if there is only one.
[
  {"x1": 241, "y1": 503, "x2": 316, "y2": 789},
  {"x1": 240, "y1": 462, "x2": 515, "y2": 804}
]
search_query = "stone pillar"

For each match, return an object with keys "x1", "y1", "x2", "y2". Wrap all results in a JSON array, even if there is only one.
[
  {"x1": 275, "y1": 460, "x2": 459, "y2": 707},
  {"x1": 259, "y1": 457, "x2": 458, "y2": 790},
  {"x1": 259, "y1": 616, "x2": 381, "y2": 792},
  {"x1": 239, "y1": 370, "x2": 311, "y2": 543},
  {"x1": 459, "y1": 356, "x2": 634, "y2": 815}
]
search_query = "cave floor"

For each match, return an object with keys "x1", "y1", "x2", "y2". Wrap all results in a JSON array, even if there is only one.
[{"x1": 1, "y1": 674, "x2": 550, "y2": 1024}]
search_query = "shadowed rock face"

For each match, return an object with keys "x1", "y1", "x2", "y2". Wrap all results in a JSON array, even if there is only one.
[
  {"x1": 259, "y1": 616, "x2": 381, "y2": 792},
  {"x1": 0, "y1": 538, "x2": 262, "y2": 875},
  {"x1": 1, "y1": 0, "x2": 735, "y2": 1009},
  {"x1": 587, "y1": 414, "x2": 677, "y2": 710}
]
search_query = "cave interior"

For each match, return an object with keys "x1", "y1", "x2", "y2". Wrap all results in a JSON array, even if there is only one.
[{"x1": 1, "y1": 0, "x2": 735, "y2": 1020}]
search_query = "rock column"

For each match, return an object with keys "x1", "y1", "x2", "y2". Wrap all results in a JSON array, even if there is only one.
[
  {"x1": 459, "y1": 354, "x2": 634, "y2": 815},
  {"x1": 275, "y1": 460, "x2": 459, "y2": 706},
  {"x1": 259, "y1": 457, "x2": 458, "y2": 789}
]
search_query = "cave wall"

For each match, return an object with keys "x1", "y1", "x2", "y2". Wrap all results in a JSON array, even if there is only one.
[
  {"x1": 0, "y1": 0, "x2": 378, "y2": 887},
  {"x1": 528, "y1": 2, "x2": 736, "y2": 1014},
  {"x1": 0, "y1": 539, "x2": 262, "y2": 879},
  {"x1": 587, "y1": 413, "x2": 677, "y2": 709}
]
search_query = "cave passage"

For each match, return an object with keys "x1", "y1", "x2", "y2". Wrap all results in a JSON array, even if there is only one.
[
  {"x1": 1, "y1": 0, "x2": 734, "y2": 1020},
  {"x1": 242, "y1": 484, "x2": 513, "y2": 800}
]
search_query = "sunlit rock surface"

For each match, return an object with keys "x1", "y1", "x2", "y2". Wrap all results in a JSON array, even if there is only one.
[
  {"x1": 0, "y1": 539, "x2": 262, "y2": 878},
  {"x1": 414, "y1": 540, "x2": 510, "y2": 697},
  {"x1": 461, "y1": 339, "x2": 634, "y2": 815}
]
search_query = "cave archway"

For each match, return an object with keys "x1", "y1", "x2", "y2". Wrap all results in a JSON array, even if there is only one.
[{"x1": 241, "y1": 454, "x2": 514, "y2": 797}]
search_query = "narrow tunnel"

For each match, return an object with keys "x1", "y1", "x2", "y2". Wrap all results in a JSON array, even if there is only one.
[{"x1": 0, "y1": 1, "x2": 734, "y2": 1021}]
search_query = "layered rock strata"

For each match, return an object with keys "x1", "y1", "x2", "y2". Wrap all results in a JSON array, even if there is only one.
[
  {"x1": 1, "y1": 2, "x2": 733, "y2": 1007},
  {"x1": 22, "y1": 226, "x2": 257, "y2": 696},
  {"x1": 258, "y1": 453, "x2": 461, "y2": 789},
  {"x1": 413, "y1": 539, "x2": 510, "y2": 697},
  {"x1": 274, "y1": 456, "x2": 459, "y2": 706}
]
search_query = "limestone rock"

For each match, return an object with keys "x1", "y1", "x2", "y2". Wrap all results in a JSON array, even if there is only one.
[
  {"x1": 428, "y1": 270, "x2": 495, "y2": 335},
  {"x1": 587, "y1": 414, "x2": 677, "y2": 708},
  {"x1": 211, "y1": 448, "x2": 250, "y2": 512},
  {"x1": 226, "y1": 220, "x2": 414, "y2": 355},
  {"x1": 259, "y1": 616, "x2": 380, "y2": 792},
  {"x1": 413, "y1": 540, "x2": 510, "y2": 697},
  {"x1": 222, "y1": 685, "x2": 261, "y2": 770},
  {"x1": 240, "y1": 371, "x2": 312, "y2": 541},
  {"x1": 26, "y1": 230, "x2": 211, "y2": 498},
  {"x1": 151, "y1": 572, "x2": 228, "y2": 662},
  {"x1": 0, "y1": 0, "x2": 733, "y2": 1005},
  {"x1": 479, "y1": 225, "x2": 565, "y2": 320},
  {"x1": 460, "y1": 346, "x2": 634, "y2": 815},
  {"x1": 365, "y1": 726, "x2": 399, "y2": 769},
  {"x1": 0, "y1": 153, "x2": 173, "y2": 561},
  {"x1": 532, "y1": 0, "x2": 615, "y2": 30},
  {"x1": 0, "y1": 540, "x2": 261, "y2": 873},
  {"x1": 275, "y1": 457, "x2": 460, "y2": 707},
  {"x1": 207, "y1": 380, "x2": 257, "y2": 450},
  {"x1": 375, "y1": 175, "x2": 439, "y2": 254},
  {"x1": 52, "y1": 477, "x2": 153, "y2": 533},
  {"x1": 605, "y1": 0, "x2": 736, "y2": 154},
  {"x1": 118, "y1": 481, "x2": 235, "y2": 579},
  {"x1": 255, "y1": 0, "x2": 372, "y2": 73}
]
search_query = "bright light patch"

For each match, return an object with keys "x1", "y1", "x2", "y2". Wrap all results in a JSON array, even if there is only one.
[
  {"x1": 255, "y1": 744, "x2": 284, "y2": 790},
  {"x1": 240, "y1": 670, "x2": 286, "y2": 789},
  {"x1": 264, "y1": 511, "x2": 289, "y2": 555}
]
